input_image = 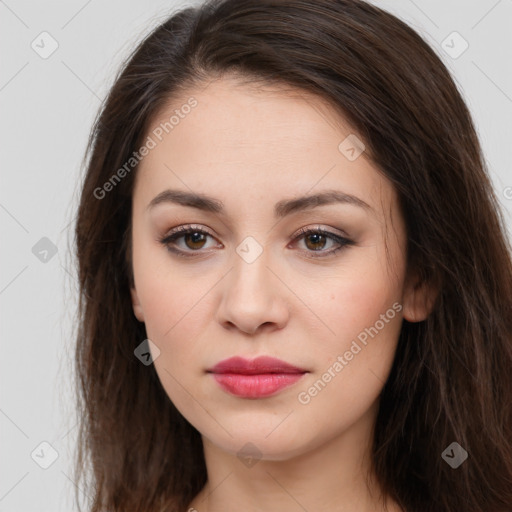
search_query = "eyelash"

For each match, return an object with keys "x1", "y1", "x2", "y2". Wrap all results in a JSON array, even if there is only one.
[{"x1": 158, "y1": 224, "x2": 354, "y2": 259}]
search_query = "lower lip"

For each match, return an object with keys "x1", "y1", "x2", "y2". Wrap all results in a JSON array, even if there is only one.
[{"x1": 211, "y1": 373, "x2": 306, "y2": 398}]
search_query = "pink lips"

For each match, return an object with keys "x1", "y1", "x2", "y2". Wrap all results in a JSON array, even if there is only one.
[{"x1": 207, "y1": 356, "x2": 308, "y2": 398}]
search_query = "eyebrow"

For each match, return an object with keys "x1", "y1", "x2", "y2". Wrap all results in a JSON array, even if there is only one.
[{"x1": 146, "y1": 188, "x2": 375, "y2": 218}]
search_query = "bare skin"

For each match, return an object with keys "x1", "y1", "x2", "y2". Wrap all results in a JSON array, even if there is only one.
[{"x1": 129, "y1": 75, "x2": 434, "y2": 512}]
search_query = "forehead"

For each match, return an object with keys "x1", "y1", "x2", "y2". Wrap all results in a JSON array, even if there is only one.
[{"x1": 133, "y1": 76, "x2": 396, "y2": 219}]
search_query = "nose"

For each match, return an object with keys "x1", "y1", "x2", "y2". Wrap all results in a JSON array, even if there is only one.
[{"x1": 216, "y1": 247, "x2": 290, "y2": 335}]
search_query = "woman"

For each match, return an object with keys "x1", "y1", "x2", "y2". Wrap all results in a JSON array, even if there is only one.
[{"x1": 72, "y1": 0, "x2": 512, "y2": 511}]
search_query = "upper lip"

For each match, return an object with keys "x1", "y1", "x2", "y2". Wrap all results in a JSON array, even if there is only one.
[{"x1": 208, "y1": 356, "x2": 307, "y2": 375}]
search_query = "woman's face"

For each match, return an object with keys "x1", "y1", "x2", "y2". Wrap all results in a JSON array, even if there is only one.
[{"x1": 130, "y1": 76, "x2": 422, "y2": 460}]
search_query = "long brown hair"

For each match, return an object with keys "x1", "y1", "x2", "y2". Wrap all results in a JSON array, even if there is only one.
[{"x1": 72, "y1": 1, "x2": 512, "y2": 511}]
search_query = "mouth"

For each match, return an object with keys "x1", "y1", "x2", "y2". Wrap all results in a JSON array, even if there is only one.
[{"x1": 207, "y1": 356, "x2": 308, "y2": 399}]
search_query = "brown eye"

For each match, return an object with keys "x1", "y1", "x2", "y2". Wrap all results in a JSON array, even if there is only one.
[
  {"x1": 293, "y1": 227, "x2": 354, "y2": 258},
  {"x1": 183, "y1": 231, "x2": 208, "y2": 250},
  {"x1": 303, "y1": 232, "x2": 328, "y2": 251},
  {"x1": 159, "y1": 225, "x2": 219, "y2": 257}
]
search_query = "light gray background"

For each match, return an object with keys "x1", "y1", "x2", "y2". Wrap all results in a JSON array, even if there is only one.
[{"x1": 1, "y1": 0, "x2": 511, "y2": 510}]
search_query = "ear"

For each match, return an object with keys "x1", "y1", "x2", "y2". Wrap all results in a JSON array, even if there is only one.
[
  {"x1": 130, "y1": 286, "x2": 145, "y2": 322},
  {"x1": 402, "y1": 268, "x2": 439, "y2": 323}
]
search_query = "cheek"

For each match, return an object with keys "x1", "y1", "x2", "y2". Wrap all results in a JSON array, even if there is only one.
[
  {"x1": 320, "y1": 266, "x2": 401, "y2": 343},
  {"x1": 133, "y1": 238, "x2": 207, "y2": 338},
  {"x1": 134, "y1": 260, "x2": 218, "y2": 393},
  {"x1": 137, "y1": 278, "x2": 219, "y2": 436},
  {"x1": 138, "y1": 273, "x2": 210, "y2": 347},
  {"x1": 306, "y1": 252, "x2": 404, "y2": 393},
  {"x1": 295, "y1": 282, "x2": 402, "y2": 442},
  {"x1": 136, "y1": 268, "x2": 209, "y2": 408}
]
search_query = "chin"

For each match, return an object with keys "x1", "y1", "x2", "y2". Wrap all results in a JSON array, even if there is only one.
[{"x1": 200, "y1": 418, "x2": 319, "y2": 463}]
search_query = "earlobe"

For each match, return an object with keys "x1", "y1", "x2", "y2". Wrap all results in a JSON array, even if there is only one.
[
  {"x1": 130, "y1": 287, "x2": 145, "y2": 322},
  {"x1": 402, "y1": 271, "x2": 439, "y2": 323}
]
